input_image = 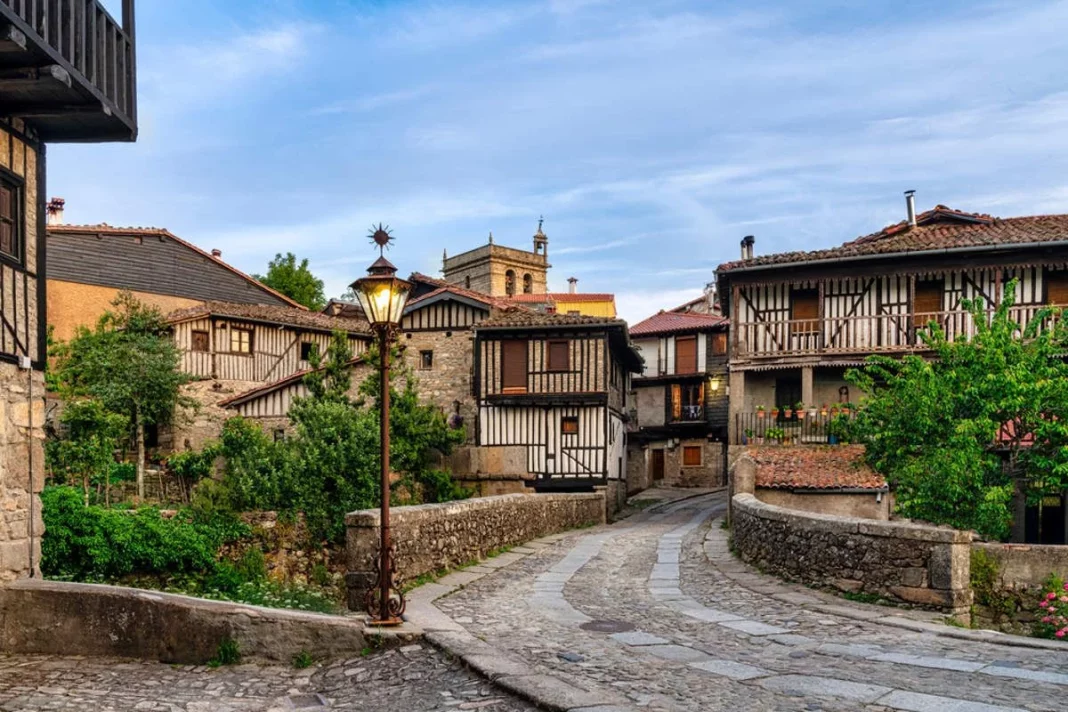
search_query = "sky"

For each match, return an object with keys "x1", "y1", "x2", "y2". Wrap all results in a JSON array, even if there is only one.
[{"x1": 54, "y1": 0, "x2": 1068, "y2": 323}]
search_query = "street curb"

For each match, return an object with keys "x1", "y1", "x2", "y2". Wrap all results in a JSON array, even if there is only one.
[{"x1": 704, "y1": 516, "x2": 1068, "y2": 652}]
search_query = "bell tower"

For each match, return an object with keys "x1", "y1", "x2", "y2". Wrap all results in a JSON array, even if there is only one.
[{"x1": 533, "y1": 216, "x2": 548, "y2": 257}]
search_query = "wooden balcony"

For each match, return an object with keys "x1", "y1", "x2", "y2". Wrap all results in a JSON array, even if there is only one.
[
  {"x1": 0, "y1": 0, "x2": 136, "y2": 142},
  {"x1": 736, "y1": 305, "x2": 1059, "y2": 360}
]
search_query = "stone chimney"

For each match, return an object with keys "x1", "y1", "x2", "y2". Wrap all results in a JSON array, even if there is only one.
[
  {"x1": 46, "y1": 197, "x2": 65, "y2": 226},
  {"x1": 211, "y1": 249, "x2": 222, "y2": 258},
  {"x1": 568, "y1": 277, "x2": 578, "y2": 294},
  {"x1": 740, "y1": 235, "x2": 755, "y2": 261}
]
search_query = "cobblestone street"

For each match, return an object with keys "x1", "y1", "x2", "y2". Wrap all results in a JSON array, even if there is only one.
[
  {"x1": 0, "y1": 645, "x2": 536, "y2": 712},
  {"x1": 436, "y1": 492, "x2": 1068, "y2": 712}
]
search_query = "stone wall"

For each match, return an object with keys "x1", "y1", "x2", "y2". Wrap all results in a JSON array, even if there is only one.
[
  {"x1": 400, "y1": 329, "x2": 477, "y2": 443},
  {"x1": 755, "y1": 488, "x2": 891, "y2": 521},
  {"x1": 973, "y1": 542, "x2": 1068, "y2": 591},
  {"x1": 0, "y1": 365, "x2": 44, "y2": 582},
  {"x1": 345, "y1": 492, "x2": 604, "y2": 611},
  {"x1": 169, "y1": 378, "x2": 263, "y2": 452},
  {"x1": 0, "y1": 579, "x2": 367, "y2": 663},
  {"x1": 732, "y1": 493, "x2": 972, "y2": 614}
]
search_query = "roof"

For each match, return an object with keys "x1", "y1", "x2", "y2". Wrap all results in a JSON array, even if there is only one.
[
  {"x1": 750, "y1": 445, "x2": 886, "y2": 490},
  {"x1": 476, "y1": 310, "x2": 628, "y2": 330},
  {"x1": 506, "y1": 292, "x2": 615, "y2": 304},
  {"x1": 47, "y1": 224, "x2": 305, "y2": 309},
  {"x1": 407, "y1": 273, "x2": 513, "y2": 310},
  {"x1": 629, "y1": 310, "x2": 728, "y2": 337},
  {"x1": 218, "y1": 357, "x2": 369, "y2": 408},
  {"x1": 167, "y1": 301, "x2": 371, "y2": 335},
  {"x1": 717, "y1": 207, "x2": 1068, "y2": 273}
]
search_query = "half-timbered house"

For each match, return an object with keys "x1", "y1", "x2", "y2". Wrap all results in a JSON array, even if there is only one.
[
  {"x1": 627, "y1": 310, "x2": 730, "y2": 491},
  {"x1": 165, "y1": 301, "x2": 370, "y2": 449},
  {"x1": 473, "y1": 311, "x2": 642, "y2": 511},
  {"x1": 0, "y1": 0, "x2": 138, "y2": 580},
  {"x1": 716, "y1": 194, "x2": 1068, "y2": 473}
]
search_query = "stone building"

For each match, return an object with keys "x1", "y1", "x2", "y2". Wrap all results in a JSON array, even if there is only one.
[
  {"x1": 0, "y1": 0, "x2": 138, "y2": 580},
  {"x1": 442, "y1": 225, "x2": 550, "y2": 298},
  {"x1": 46, "y1": 219, "x2": 300, "y2": 343},
  {"x1": 627, "y1": 310, "x2": 730, "y2": 492}
]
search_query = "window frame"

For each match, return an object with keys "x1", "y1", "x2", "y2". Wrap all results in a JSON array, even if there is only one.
[
  {"x1": 711, "y1": 332, "x2": 728, "y2": 356},
  {"x1": 682, "y1": 445, "x2": 702, "y2": 467},
  {"x1": 191, "y1": 330, "x2": 210, "y2": 353},
  {"x1": 500, "y1": 339, "x2": 529, "y2": 393},
  {"x1": 0, "y1": 167, "x2": 24, "y2": 266},
  {"x1": 419, "y1": 349, "x2": 434, "y2": 370},
  {"x1": 230, "y1": 327, "x2": 253, "y2": 355},
  {"x1": 300, "y1": 341, "x2": 315, "y2": 361},
  {"x1": 547, "y1": 340, "x2": 570, "y2": 372},
  {"x1": 790, "y1": 289, "x2": 819, "y2": 335}
]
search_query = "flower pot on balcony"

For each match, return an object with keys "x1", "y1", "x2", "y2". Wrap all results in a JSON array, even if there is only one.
[{"x1": 783, "y1": 408, "x2": 793, "y2": 418}]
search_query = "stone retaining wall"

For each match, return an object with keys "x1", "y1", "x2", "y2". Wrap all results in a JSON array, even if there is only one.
[
  {"x1": 0, "y1": 579, "x2": 368, "y2": 663},
  {"x1": 346, "y1": 492, "x2": 605, "y2": 611},
  {"x1": 732, "y1": 493, "x2": 972, "y2": 614},
  {"x1": 973, "y1": 542, "x2": 1068, "y2": 590}
]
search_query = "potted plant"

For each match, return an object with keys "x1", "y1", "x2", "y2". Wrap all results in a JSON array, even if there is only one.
[
  {"x1": 783, "y1": 405, "x2": 793, "y2": 418},
  {"x1": 819, "y1": 403, "x2": 828, "y2": 417},
  {"x1": 830, "y1": 405, "x2": 840, "y2": 417},
  {"x1": 756, "y1": 405, "x2": 766, "y2": 419},
  {"x1": 770, "y1": 406, "x2": 780, "y2": 419},
  {"x1": 742, "y1": 428, "x2": 753, "y2": 445},
  {"x1": 766, "y1": 427, "x2": 785, "y2": 444},
  {"x1": 795, "y1": 402, "x2": 806, "y2": 420}
]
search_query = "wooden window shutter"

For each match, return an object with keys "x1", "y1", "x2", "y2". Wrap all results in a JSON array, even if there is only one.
[
  {"x1": 915, "y1": 281, "x2": 943, "y2": 316},
  {"x1": 548, "y1": 340, "x2": 570, "y2": 371},
  {"x1": 501, "y1": 340, "x2": 528, "y2": 392},
  {"x1": 711, "y1": 332, "x2": 727, "y2": 355},
  {"x1": 683, "y1": 446, "x2": 702, "y2": 467},
  {"x1": 1048, "y1": 271, "x2": 1068, "y2": 306},
  {"x1": 671, "y1": 384, "x2": 682, "y2": 420},
  {"x1": 675, "y1": 336, "x2": 697, "y2": 374},
  {"x1": 192, "y1": 331, "x2": 209, "y2": 352},
  {"x1": 0, "y1": 184, "x2": 13, "y2": 257},
  {"x1": 791, "y1": 290, "x2": 819, "y2": 334}
]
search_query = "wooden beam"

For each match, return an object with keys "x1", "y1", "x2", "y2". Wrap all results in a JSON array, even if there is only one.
[
  {"x1": 0, "y1": 23, "x2": 28, "y2": 54},
  {"x1": 0, "y1": 64, "x2": 71, "y2": 87},
  {"x1": 0, "y1": 102, "x2": 105, "y2": 118}
]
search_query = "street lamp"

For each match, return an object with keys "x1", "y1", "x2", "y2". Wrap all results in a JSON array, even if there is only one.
[{"x1": 351, "y1": 224, "x2": 412, "y2": 626}]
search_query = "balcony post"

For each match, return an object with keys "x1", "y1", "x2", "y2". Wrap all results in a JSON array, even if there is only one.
[
  {"x1": 801, "y1": 366, "x2": 814, "y2": 408},
  {"x1": 123, "y1": 0, "x2": 137, "y2": 125}
]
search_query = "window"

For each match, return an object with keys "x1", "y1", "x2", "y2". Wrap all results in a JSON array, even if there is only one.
[
  {"x1": 547, "y1": 340, "x2": 569, "y2": 371},
  {"x1": 420, "y1": 350, "x2": 434, "y2": 370},
  {"x1": 230, "y1": 328, "x2": 252, "y2": 354},
  {"x1": 791, "y1": 289, "x2": 819, "y2": 334},
  {"x1": 671, "y1": 383, "x2": 704, "y2": 421},
  {"x1": 0, "y1": 175, "x2": 21, "y2": 261},
  {"x1": 914, "y1": 280, "x2": 943, "y2": 320},
  {"x1": 505, "y1": 270, "x2": 517, "y2": 297},
  {"x1": 191, "y1": 330, "x2": 209, "y2": 353},
  {"x1": 675, "y1": 335, "x2": 697, "y2": 374},
  {"x1": 500, "y1": 339, "x2": 528, "y2": 393},
  {"x1": 711, "y1": 332, "x2": 727, "y2": 356},
  {"x1": 682, "y1": 446, "x2": 702, "y2": 467},
  {"x1": 300, "y1": 342, "x2": 315, "y2": 361},
  {"x1": 561, "y1": 416, "x2": 579, "y2": 435},
  {"x1": 273, "y1": 428, "x2": 286, "y2": 442},
  {"x1": 523, "y1": 274, "x2": 533, "y2": 294},
  {"x1": 1048, "y1": 270, "x2": 1068, "y2": 306}
]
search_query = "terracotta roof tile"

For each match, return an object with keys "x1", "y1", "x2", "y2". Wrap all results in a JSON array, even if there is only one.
[
  {"x1": 630, "y1": 310, "x2": 728, "y2": 337},
  {"x1": 750, "y1": 445, "x2": 885, "y2": 490},
  {"x1": 718, "y1": 207, "x2": 1068, "y2": 272},
  {"x1": 506, "y1": 292, "x2": 615, "y2": 304},
  {"x1": 167, "y1": 301, "x2": 371, "y2": 335},
  {"x1": 407, "y1": 273, "x2": 515, "y2": 310},
  {"x1": 476, "y1": 309, "x2": 627, "y2": 330}
]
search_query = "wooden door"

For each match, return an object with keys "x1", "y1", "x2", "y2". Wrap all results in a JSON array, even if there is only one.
[
  {"x1": 675, "y1": 336, "x2": 697, "y2": 374},
  {"x1": 652, "y1": 449, "x2": 665, "y2": 482}
]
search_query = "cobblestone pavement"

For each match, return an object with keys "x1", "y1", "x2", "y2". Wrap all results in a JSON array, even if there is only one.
[
  {"x1": 0, "y1": 644, "x2": 537, "y2": 711},
  {"x1": 437, "y1": 491, "x2": 1068, "y2": 712}
]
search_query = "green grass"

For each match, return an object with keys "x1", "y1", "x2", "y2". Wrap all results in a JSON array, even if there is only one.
[
  {"x1": 208, "y1": 638, "x2": 241, "y2": 668},
  {"x1": 402, "y1": 545, "x2": 519, "y2": 593},
  {"x1": 292, "y1": 650, "x2": 315, "y2": 669},
  {"x1": 840, "y1": 590, "x2": 887, "y2": 606}
]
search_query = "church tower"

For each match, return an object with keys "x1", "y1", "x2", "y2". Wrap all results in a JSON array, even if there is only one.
[{"x1": 442, "y1": 220, "x2": 551, "y2": 297}]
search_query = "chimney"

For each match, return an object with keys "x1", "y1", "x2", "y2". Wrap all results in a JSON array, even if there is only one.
[
  {"x1": 905, "y1": 190, "x2": 917, "y2": 227},
  {"x1": 211, "y1": 249, "x2": 222, "y2": 258},
  {"x1": 568, "y1": 277, "x2": 578, "y2": 294},
  {"x1": 46, "y1": 197, "x2": 65, "y2": 226},
  {"x1": 740, "y1": 235, "x2": 755, "y2": 260}
]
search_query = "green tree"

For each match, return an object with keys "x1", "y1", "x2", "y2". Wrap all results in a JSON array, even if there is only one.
[
  {"x1": 847, "y1": 280, "x2": 1068, "y2": 540},
  {"x1": 52, "y1": 292, "x2": 193, "y2": 500},
  {"x1": 255, "y1": 253, "x2": 326, "y2": 311},
  {"x1": 45, "y1": 399, "x2": 128, "y2": 506}
]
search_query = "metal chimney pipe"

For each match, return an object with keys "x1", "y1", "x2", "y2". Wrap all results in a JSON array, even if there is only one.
[
  {"x1": 568, "y1": 277, "x2": 578, "y2": 294},
  {"x1": 905, "y1": 190, "x2": 917, "y2": 227},
  {"x1": 741, "y1": 235, "x2": 755, "y2": 260}
]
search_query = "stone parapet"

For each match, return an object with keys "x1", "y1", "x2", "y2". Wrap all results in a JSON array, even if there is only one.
[
  {"x1": 731, "y1": 493, "x2": 972, "y2": 615},
  {"x1": 345, "y1": 492, "x2": 605, "y2": 611}
]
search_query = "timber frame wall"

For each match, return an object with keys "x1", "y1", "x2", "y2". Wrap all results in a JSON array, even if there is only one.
[{"x1": 473, "y1": 326, "x2": 630, "y2": 486}]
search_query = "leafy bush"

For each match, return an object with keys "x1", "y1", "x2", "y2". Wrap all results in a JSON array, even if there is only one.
[
  {"x1": 41, "y1": 486, "x2": 233, "y2": 579},
  {"x1": 1036, "y1": 576, "x2": 1068, "y2": 639}
]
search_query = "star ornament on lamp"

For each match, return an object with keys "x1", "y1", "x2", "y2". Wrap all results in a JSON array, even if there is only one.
[{"x1": 352, "y1": 225, "x2": 412, "y2": 331}]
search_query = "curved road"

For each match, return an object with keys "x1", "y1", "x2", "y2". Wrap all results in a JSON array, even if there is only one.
[{"x1": 437, "y1": 491, "x2": 1068, "y2": 712}]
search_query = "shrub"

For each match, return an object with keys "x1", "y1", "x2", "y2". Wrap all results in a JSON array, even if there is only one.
[
  {"x1": 41, "y1": 486, "x2": 227, "y2": 579},
  {"x1": 1035, "y1": 577, "x2": 1068, "y2": 639}
]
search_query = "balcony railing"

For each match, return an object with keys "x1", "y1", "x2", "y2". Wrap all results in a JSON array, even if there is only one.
[
  {"x1": 736, "y1": 305, "x2": 1057, "y2": 359},
  {"x1": 734, "y1": 410, "x2": 856, "y2": 446},
  {"x1": 1, "y1": 0, "x2": 136, "y2": 140},
  {"x1": 674, "y1": 404, "x2": 704, "y2": 422}
]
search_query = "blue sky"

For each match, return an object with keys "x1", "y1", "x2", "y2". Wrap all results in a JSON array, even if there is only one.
[{"x1": 55, "y1": 0, "x2": 1068, "y2": 322}]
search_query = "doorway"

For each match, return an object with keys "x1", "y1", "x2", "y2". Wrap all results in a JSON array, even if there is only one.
[{"x1": 651, "y1": 449, "x2": 665, "y2": 483}]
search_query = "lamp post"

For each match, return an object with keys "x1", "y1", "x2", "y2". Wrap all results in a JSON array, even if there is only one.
[{"x1": 351, "y1": 225, "x2": 412, "y2": 626}]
